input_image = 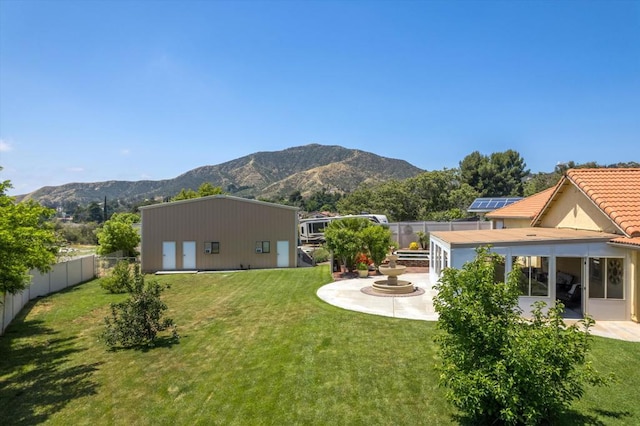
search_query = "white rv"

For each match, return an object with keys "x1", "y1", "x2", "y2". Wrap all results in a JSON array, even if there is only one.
[{"x1": 299, "y1": 214, "x2": 389, "y2": 244}]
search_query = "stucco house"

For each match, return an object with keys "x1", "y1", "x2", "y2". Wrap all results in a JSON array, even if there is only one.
[
  {"x1": 429, "y1": 168, "x2": 640, "y2": 322},
  {"x1": 140, "y1": 195, "x2": 299, "y2": 273}
]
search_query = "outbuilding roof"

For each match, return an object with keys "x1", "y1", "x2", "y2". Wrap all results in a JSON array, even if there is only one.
[{"x1": 138, "y1": 194, "x2": 299, "y2": 211}]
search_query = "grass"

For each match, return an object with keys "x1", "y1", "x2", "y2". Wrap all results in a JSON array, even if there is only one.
[{"x1": 1, "y1": 266, "x2": 639, "y2": 425}]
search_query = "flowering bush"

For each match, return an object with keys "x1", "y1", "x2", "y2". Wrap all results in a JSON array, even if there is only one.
[
  {"x1": 409, "y1": 241, "x2": 420, "y2": 250},
  {"x1": 355, "y1": 253, "x2": 373, "y2": 266}
]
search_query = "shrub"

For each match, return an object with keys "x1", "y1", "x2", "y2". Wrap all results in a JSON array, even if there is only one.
[
  {"x1": 409, "y1": 241, "x2": 420, "y2": 250},
  {"x1": 311, "y1": 247, "x2": 330, "y2": 263},
  {"x1": 102, "y1": 266, "x2": 178, "y2": 349},
  {"x1": 433, "y1": 247, "x2": 609, "y2": 425},
  {"x1": 100, "y1": 260, "x2": 133, "y2": 293},
  {"x1": 355, "y1": 253, "x2": 373, "y2": 266},
  {"x1": 361, "y1": 225, "x2": 393, "y2": 267},
  {"x1": 416, "y1": 231, "x2": 429, "y2": 249},
  {"x1": 325, "y1": 217, "x2": 393, "y2": 271}
]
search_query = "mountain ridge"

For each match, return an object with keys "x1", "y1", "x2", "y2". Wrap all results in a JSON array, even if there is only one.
[{"x1": 18, "y1": 144, "x2": 424, "y2": 207}]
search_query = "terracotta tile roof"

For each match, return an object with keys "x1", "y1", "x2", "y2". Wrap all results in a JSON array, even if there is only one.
[
  {"x1": 610, "y1": 236, "x2": 640, "y2": 248},
  {"x1": 565, "y1": 168, "x2": 640, "y2": 237},
  {"x1": 485, "y1": 187, "x2": 555, "y2": 220}
]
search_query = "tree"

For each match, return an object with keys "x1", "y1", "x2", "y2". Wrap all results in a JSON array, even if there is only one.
[
  {"x1": 324, "y1": 217, "x2": 392, "y2": 271},
  {"x1": 100, "y1": 259, "x2": 134, "y2": 294},
  {"x1": 324, "y1": 217, "x2": 370, "y2": 272},
  {"x1": 460, "y1": 150, "x2": 529, "y2": 197},
  {"x1": 405, "y1": 169, "x2": 466, "y2": 219},
  {"x1": 197, "y1": 182, "x2": 224, "y2": 197},
  {"x1": 102, "y1": 265, "x2": 177, "y2": 348},
  {"x1": 109, "y1": 212, "x2": 140, "y2": 224},
  {"x1": 86, "y1": 201, "x2": 105, "y2": 223},
  {"x1": 96, "y1": 214, "x2": 140, "y2": 257},
  {"x1": 172, "y1": 188, "x2": 198, "y2": 201},
  {"x1": 524, "y1": 171, "x2": 558, "y2": 196},
  {"x1": 433, "y1": 247, "x2": 608, "y2": 425},
  {"x1": 336, "y1": 187, "x2": 378, "y2": 216},
  {"x1": 360, "y1": 225, "x2": 393, "y2": 267},
  {"x1": 489, "y1": 150, "x2": 529, "y2": 196},
  {"x1": 172, "y1": 182, "x2": 225, "y2": 201},
  {"x1": 0, "y1": 176, "x2": 59, "y2": 294}
]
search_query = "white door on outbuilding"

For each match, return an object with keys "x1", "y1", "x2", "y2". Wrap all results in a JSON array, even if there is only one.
[
  {"x1": 162, "y1": 241, "x2": 176, "y2": 270},
  {"x1": 183, "y1": 241, "x2": 196, "y2": 269},
  {"x1": 277, "y1": 240, "x2": 289, "y2": 268}
]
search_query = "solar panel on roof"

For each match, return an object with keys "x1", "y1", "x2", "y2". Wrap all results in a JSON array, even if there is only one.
[{"x1": 467, "y1": 197, "x2": 523, "y2": 212}]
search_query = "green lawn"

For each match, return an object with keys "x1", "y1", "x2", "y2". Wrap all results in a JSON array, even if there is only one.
[{"x1": 1, "y1": 266, "x2": 639, "y2": 425}]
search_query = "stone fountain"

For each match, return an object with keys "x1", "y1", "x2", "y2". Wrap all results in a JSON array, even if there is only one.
[{"x1": 372, "y1": 253, "x2": 415, "y2": 295}]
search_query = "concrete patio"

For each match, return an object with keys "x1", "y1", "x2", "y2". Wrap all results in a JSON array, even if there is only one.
[{"x1": 317, "y1": 273, "x2": 640, "y2": 342}]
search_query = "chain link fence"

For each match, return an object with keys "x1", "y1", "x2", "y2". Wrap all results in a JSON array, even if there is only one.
[{"x1": 95, "y1": 251, "x2": 138, "y2": 277}]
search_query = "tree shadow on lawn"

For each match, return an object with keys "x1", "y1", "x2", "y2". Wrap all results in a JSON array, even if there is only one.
[
  {"x1": 0, "y1": 318, "x2": 101, "y2": 425},
  {"x1": 105, "y1": 334, "x2": 180, "y2": 353},
  {"x1": 453, "y1": 407, "x2": 633, "y2": 426}
]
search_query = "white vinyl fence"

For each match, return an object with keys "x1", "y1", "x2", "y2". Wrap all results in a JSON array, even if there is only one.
[
  {"x1": 1, "y1": 255, "x2": 96, "y2": 335},
  {"x1": 389, "y1": 221, "x2": 492, "y2": 249}
]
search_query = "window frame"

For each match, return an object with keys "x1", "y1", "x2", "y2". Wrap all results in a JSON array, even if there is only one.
[
  {"x1": 588, "y1": 257, "x2": 624, "y2": 300},
  {"x1": 512, "y1": 255, "x2": 550, "y2": 297},
  {"x1": 256, "y1": 241, "x2": 270, "y2": 254},
  {"x1": 204, "y1": 241, "x2": 220, "y2": 254}
]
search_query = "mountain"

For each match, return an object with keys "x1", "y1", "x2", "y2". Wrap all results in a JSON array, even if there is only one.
[{"x1": 18, "y1": 144, "x2": 424, "y2": 207}]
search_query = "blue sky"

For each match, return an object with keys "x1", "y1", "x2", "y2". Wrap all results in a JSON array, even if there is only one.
[{"x1": 1, "y1": 0, "x2": 638, "y2": 195}]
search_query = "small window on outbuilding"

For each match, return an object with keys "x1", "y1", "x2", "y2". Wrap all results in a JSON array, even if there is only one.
[
  {"x1": 256, "y1": 241, "x2": 270, "y2": 253},
  {"x1": 205, "y1": 242, "x2": 220, "y2": 254}
]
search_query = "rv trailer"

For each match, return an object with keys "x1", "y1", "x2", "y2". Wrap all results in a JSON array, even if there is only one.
[{"x1": 299, "y1": 214, "x2": 389, "y2": 244}]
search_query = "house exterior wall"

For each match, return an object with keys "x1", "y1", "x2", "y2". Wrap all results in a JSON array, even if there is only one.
[
  {"x1": 539, "y1": 185, "x2": 620, "y2": 234},
  {"x1": 140, "y1": 197, "x2": 298, "y2": 273},
  {"x1": 503, "y1": 218, "x2": 531, "y2": 229},
  {"x1": 430, "y1": 237, "x2": 633, "y2": 321},
  {"x1": 630, "y1": 250, "x2": 639, "y2": 322}
]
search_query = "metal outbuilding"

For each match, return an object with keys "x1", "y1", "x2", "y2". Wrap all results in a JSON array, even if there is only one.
[{"x1": 139, "y1": 195, "x2": 299, "y2": 273}]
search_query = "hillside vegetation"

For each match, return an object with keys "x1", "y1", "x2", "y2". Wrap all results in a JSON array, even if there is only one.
[{"x1": 18, "y1": 144, "x2": 422, "y2": 207}]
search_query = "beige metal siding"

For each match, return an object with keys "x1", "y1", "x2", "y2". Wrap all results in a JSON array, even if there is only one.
[{"x1": 141, "y1": 197, "x2": 297, "y2": 272}]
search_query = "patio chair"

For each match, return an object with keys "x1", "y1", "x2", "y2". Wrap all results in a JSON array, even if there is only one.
[{"x1": 557, "y1": 283, "x2": 581, "y2": 305}]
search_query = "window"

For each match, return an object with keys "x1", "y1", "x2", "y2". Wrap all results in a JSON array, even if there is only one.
[
  {"x1": 310, "y1": 222, "x2": 327, "y2": 233},
  {"x1": 256, "y1": 241, "x2": 270, "y2": 254},
  {"x1": 512, "y1": 256, "x2": 549, "y2": 297},
  {"x1": 493, "y1": 255, "x2": 507, "y2": 284},
  {"x1": 204, "y1": 242, "x2": 220, "y2": 254},
  {"x1": 589, "y1": 257, "x2": 624, "y2": 299}
]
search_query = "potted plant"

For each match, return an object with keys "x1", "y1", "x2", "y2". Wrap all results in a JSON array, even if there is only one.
[{"x1": 356, "y1": 262, "x2": 369, "y2": 278}]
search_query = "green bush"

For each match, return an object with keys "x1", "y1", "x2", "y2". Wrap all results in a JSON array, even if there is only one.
[
  {"x1": 100, "y1": 260, "x2": 133, "y2": 293},
  {"x1": 416, "y1": 231, "x2": 429, "y2": 249},
  {"x1": 324, "y1": 218, "x2": 393, "y2": 271},
  {"x1": 311, "y1": 247, "x2": 330, "y2": 263},
  {"x1": 102, "y1": 266, "x2": 178, "y2": 349},
  {"x1": 433, "y1": 247, "x2": 609, "y2": 425}
]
